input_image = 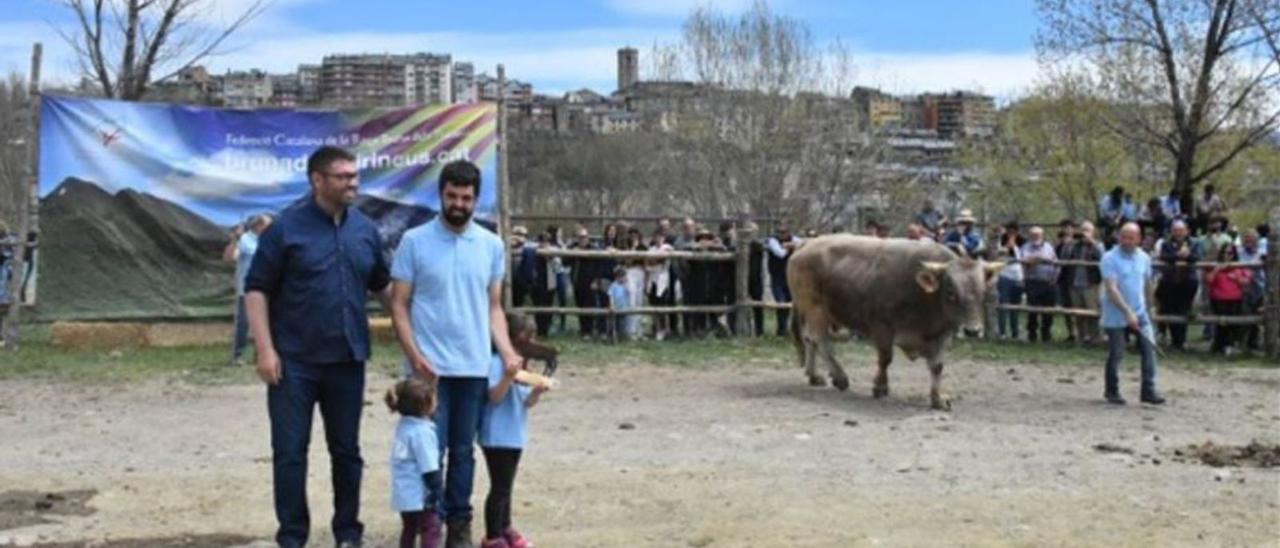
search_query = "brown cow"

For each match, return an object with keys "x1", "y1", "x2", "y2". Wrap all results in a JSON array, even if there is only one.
[{"x1": 787, "y1": 235, "x2": 1002, "y2": 410}]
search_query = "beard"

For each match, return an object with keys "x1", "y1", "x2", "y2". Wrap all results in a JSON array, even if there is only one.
[{"x1": 444, "y1": 205, "x2": 473, "y2": 226}]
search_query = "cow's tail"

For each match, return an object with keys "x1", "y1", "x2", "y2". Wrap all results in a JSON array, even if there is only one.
[{"x1": 790, "y1": 306, "x2": 805, "y2": 368}]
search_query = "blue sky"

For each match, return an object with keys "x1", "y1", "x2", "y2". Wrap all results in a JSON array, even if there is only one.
[{"x1": 1, "y1": 0, "x2": 1042, "y2": 97}]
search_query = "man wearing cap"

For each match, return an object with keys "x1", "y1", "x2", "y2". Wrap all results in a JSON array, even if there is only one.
[{"x1": 944, "y1": 209, "x2": 985, "y2": 258}]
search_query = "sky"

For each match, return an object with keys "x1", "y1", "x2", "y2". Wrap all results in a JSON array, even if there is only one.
[{"x1": 0, "y1": 0, "x2": 1043, "y2": 99}]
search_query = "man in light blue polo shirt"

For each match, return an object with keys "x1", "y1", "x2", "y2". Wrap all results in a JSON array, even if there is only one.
[
  {"x1": 389, "y1": 159, "x2": 522, "y2": 548},
  {"x1": 1099, "y1": 222, "x2": 1165, "y2": 406}
]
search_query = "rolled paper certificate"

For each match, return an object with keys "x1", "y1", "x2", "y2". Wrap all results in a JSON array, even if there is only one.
[{"x1": 514, "y1": 369, "x2": 559, "y2": 389}]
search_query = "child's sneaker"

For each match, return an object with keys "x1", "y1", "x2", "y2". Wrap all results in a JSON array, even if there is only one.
[
  {"x1": 504, "y1": 528, "x2": 532, "y2": 548},
  {"x1": 422, "y1": 512, "x2": 443, "y2": 548},
  {"x1": 480, "y1": 538, "x2": 511, "y2": 548}
]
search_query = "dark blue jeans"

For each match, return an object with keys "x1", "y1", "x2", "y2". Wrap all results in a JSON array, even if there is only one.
[
  {"x1": 435, "y1": 377, "x2": 489, "y2": 522},
  {"x1": 770, "y1": 275, "x2": 792, "y2": 335},
  {"x1": 267, "y1": 360, "x2": 366, "y2": 547},
  {"x1": 231, "y1": 296, "x2": 249, "y2": 361},
  {"x1": 1105, "y1": 327, "x2": 1157, "y2": 395},
  {"x1": 996, "y1": 277, "x2": 1024, "y2": 338}
]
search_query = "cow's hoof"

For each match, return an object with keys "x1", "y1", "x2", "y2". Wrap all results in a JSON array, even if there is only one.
[
  {"x1": 872, "y1": 385, "x2": 889, "y2": 399},
  {"x1": 832, "y1": 376, "x2": 850, "y2": 391},
  {"x1": 808, "y1": 375, "x2": 827, "y2": 387},
  {"x1": 931, "y1": 395, "x2": 952, "y2": 411}
]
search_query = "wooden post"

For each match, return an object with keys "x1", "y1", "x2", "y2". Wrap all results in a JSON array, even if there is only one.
[
  {"x1": 496, "y1": 64, "x2": 513, "y2": 310},
  {"x1": 4, "y1": 43, "x2": 39, "y2": 351},
  {"x1": 1266, "y1": 214, "x2": 1279, "y2": 359},
  {"x1": 734, "y1": 217, "x2": 754, "y2": 337}
]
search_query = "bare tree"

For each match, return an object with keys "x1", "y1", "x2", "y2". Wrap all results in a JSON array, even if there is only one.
[
  {"x1": 57, "y1": 0, "x2": 268, "y2": 100},
  {"x1": 650, "y1": 0, "x2": 877, "y2": 228},
  {"x1": 1036, "y1": 0, "x2": 1280, "y2": 209},
  {"x1": 0, "y1": 74, "x2": 28, "y2": 231}
]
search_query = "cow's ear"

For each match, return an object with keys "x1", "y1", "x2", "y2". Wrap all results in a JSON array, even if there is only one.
[{"x1": 916, "y1": 271, "x2": 940, "y2": 294}]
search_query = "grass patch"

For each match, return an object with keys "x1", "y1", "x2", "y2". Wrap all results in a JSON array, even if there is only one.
[{"x1": 0, "y1": 321, "x2": 1271, "y2": 385}]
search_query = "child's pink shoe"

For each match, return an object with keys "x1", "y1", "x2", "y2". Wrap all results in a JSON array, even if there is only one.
[
  {"x1": 504, "y1": 528, "x2": 532, "y2": 548},
  {"x1": 480, "y1": 538, "x2": 511, "y2": 548}
]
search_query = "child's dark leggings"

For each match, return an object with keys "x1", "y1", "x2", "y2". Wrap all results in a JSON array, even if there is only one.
[
  {"x1": 482, "y1": 447, "x2": 523, "y2": 540},
  {"x1": 400, "y1": 470, "x2": 443, "y2": 548}
]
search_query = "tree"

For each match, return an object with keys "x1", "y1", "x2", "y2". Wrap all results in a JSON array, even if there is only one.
[
  {"x1": 962, "y1": 74, "x2": 1138, "y2": 224},
  {"x1": 56, "y1": 0, "x2": 267, "y2": 100},
  {"x1": 0, "y1": 74, "x2": 29, "y2": 231},
  {"x1": 645, "y1": 0, "x2": 878, "y2": 228},
  {"x1": 1036, "y1": 0, "x2": 1280, "y2": 209}
]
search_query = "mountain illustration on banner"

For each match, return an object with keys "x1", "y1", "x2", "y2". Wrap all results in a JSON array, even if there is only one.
[{"x1": 36, "y1": 96, "x2": 500, "y2": 320}]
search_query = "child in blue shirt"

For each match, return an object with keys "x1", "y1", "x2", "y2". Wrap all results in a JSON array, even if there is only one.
[
  {"x1": 607, "y1": 266, "x2": 630, "y2": 340},
  {"x1": 386, "y1": 378, "x2": 443, "y2": 548},
  {"x1": 478, "y1": 314, "x2": 549, "y2": 548}
]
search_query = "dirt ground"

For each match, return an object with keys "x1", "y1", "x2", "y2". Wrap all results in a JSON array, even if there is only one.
[{"x1": 1, "y1": 352, "x2": 1278, "y2": 547}]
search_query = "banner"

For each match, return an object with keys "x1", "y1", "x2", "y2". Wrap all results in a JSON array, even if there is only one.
[{"x1": 36, "y1": 96, "x2": 499, "y2": 319}]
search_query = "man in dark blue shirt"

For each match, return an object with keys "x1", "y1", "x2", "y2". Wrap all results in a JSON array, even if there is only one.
[{"x1": 245, "y1": 146, "x2": 391, "y2": 548}]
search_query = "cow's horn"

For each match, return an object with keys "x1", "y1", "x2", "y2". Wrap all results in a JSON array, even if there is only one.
[
  {"x1": 983, "y1": 262, "x2": 1007, "y2": 274},
  {"x1": 921, "y1": 261, "x2": 950, "y2": 273}
]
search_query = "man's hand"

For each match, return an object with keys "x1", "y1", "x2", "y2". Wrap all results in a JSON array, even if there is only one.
[
  {"x1": 256, "y1": 347, "x2": 282, "y2": 386},
  {"x1": 410, "y1": 353, "x2": 436, "y2": 380},
  {"x1": 1126, "y1": 312, "x2": 1141, "y2": 333},
  {"x1": 503, "y1": 353, "x2": 523, "y2": 379}
]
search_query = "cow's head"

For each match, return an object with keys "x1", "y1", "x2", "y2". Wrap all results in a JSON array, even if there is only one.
[{"x1": 915, "y1": 258, "x2": 1005, "y2": 336}]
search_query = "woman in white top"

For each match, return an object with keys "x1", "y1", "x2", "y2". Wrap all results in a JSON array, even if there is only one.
[
  {"x1": 996, "y1": 223, "x2": 1026, "y2": 340},
  {"x1": 645, "y1": 231, "x2": 675, "y2": 340}
]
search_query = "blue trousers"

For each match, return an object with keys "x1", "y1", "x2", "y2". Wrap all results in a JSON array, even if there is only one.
[
  {"x1": 1105, "y1": 327, "x2": 1157, "y2": 395},
  {"x1": 267, "y1": 360, "x2": 366, "y2": 547},
  {"x1": 231, "y1": 296, "x2": 249, "y2": 361},
  {"x1": 996, "y1": 277, "x2": 1024, "y2": 338},
  {"x1": 770, "y1": 275, "x2": 792, "y2": 335},
  {"x1": 435, "y1": 377, "x2": 489, "y2": 522}
]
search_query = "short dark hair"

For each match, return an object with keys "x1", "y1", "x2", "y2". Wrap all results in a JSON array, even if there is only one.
[
  {"x1": 307, "y1": 146, "x2": 356, "y2": 178},
  {"x1": 384, "y1": 378, "x2": 436, "y2": 417},
  {"x1": 718, "y1": 221, "x2": 734, "y2": 233},
  {"x1": 439, "y1": 160, "x2": 482, "y2": 196}
]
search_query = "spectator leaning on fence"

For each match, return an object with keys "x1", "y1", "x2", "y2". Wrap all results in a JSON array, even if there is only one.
[
  {"x1": 996, "y1": 222, "x2": 1026, "y2": 340},
  {"x1": 1055, "y1": 220, "x2": 1078, "y2": 343},
  {"x1": 743, "y1": 221, "x2": 767, "y2": 337},
  {"x1": 1156, "y1": 220, "x2": 1201, "y2": 351},
  {"x1": 1206, "y1": 243, "x2": 1252, "y2": 356},
  {"x1": 1237, "y1": 230, "x2": 1266, "y2": 351},
  {"x1": 766, "y1": 221, "x2": 803, "y2": 337},
  {"x1": 1068, "y1": 221, "x2": 1106, "y2": 345},
  {"x1": 645, "y1": 229, "x2": 675, "y2": 340},
  {"x1": 1020, "y1": 226, "x2": 1059, "y2": 343},
  {"x1": 944, "y1": 209, "x2": 985, "y2": 258},
  {"x1": 567, "y1": 227, "x2": 603, "y2": 340},
  {"x1": 1100, "y1": 223, "x2": 1165, "y2": 406}
]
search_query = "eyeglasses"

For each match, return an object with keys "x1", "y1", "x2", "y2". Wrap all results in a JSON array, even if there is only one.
[{"x1": 324, "y1": 171, "x2": 359, "y2": 182}]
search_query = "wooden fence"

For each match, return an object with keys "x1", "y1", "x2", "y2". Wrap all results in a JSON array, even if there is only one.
[{"x1": 509, "y1": 228, "x2": 1279, "y2": 358}]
